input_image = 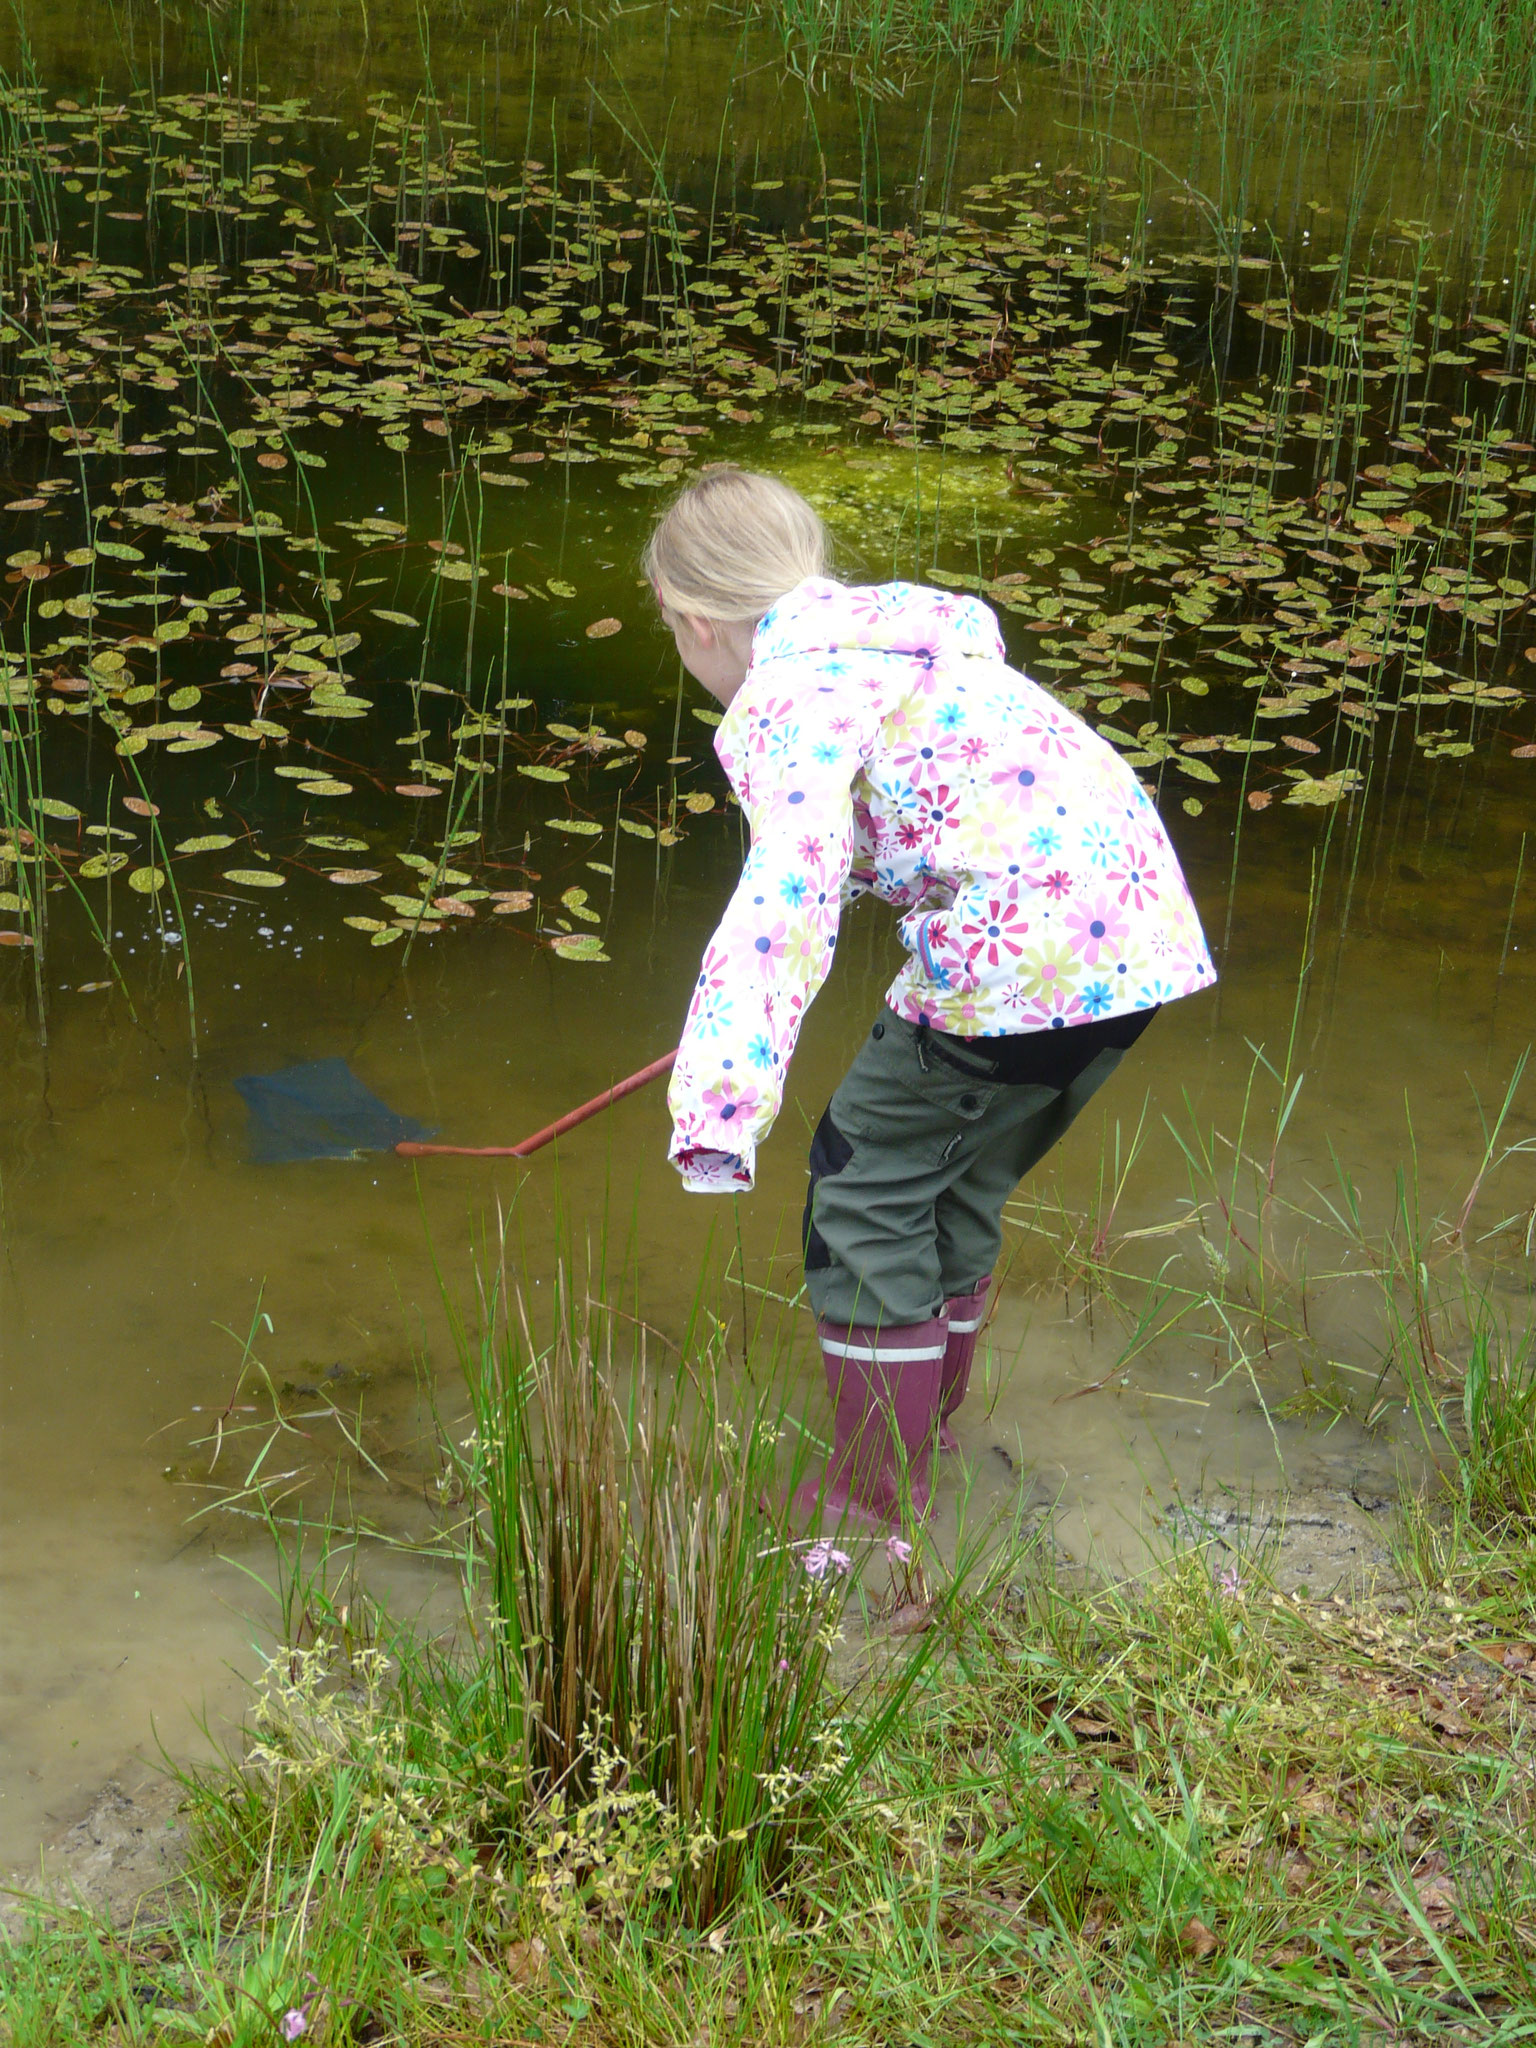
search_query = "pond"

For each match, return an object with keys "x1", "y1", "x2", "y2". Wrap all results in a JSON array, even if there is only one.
[{"x1": 1, "y1": 0, "x2": 1533, "y2": 1872}]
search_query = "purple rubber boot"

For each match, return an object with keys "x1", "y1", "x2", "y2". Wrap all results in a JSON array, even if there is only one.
[
  {"x1": 938, "y1": 1279, "x2": 991, "y2": 1453},
  {"x1": 792, "y1": 1315, "x2": 949, "y2": 1533}
]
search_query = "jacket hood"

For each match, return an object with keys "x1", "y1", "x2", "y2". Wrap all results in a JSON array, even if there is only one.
[{"x1": 750, "y1": 576, "x2": 1006, "y2": 670}]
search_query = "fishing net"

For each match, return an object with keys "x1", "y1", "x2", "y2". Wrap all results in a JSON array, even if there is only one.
[{"x1": 234, "y1": 1058, "x2": 434, "y2": 1164}]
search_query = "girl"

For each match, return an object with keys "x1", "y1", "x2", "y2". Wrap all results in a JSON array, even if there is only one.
[{"x1": 646, "y1": 467, "x2": 1215, "y2": 1533}]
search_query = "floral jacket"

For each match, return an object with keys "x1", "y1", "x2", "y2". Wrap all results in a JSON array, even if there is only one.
[{"x1": 668, "y1": 577, "x2": 1215, "y2": 1192}]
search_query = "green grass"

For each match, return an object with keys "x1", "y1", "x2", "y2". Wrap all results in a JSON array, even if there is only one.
[
  {"x1": 758, "y1": 0, "x2": 1536, "y2": 106},
  {"x1": 7, "y1": 1181, "x2": 1536, "y2": 2045},
  {"x1": 10, "y1": 1510, "x2": 1536, "y2": 2042}
]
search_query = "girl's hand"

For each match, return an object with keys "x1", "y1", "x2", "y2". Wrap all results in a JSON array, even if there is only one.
[{"x1": 674, "y1": 1146, "x2": 752, "y2": 1193}]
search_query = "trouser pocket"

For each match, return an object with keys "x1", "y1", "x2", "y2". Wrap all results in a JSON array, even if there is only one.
[{"x1": 829, "y1": 1011, "x2": 1002, "y2": 1166}]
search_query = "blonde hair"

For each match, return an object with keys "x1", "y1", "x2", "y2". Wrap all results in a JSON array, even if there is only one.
[{"x1": 643, "y1": 465, "x2": 830, "y2": 626}]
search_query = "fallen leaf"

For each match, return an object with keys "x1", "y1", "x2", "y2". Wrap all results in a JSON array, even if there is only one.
[
  {"x1": 585, "y1": 617, "x2": 623, "y2": 638},
  {"x1": 394, "y1": 783, "x2": 444, "y2": 798},
  {"x1": 122, "y1": 796, "x2": 159, "y2": 817},
  {"x1": 1246, "y1": 789, "x2": 1274, "y2": 809},
  {"x1": 1178, "y1": 1915, "x2": 1219, "y2": 1960}
]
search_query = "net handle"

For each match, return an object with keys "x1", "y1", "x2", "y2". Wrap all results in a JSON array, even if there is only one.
[{"x1": 394, "y1": 1050, "x2": 678, "y2": 1159}]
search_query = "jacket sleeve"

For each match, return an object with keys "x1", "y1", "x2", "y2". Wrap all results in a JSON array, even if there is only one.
[{"x1": 668, "y1": 674, "x2": 871, "y2": 1193}]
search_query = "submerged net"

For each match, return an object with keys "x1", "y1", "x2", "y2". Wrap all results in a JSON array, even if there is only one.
[{"x1": 234, "y1": 1059, "x2": 434, "y2": 1164}]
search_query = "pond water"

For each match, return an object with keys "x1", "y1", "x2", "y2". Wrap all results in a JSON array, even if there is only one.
[{"x1": 2, "y1": 0, "x2": 1534, "y2": 1870}]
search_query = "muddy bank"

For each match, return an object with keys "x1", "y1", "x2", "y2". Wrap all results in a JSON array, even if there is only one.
[{"x1": 2, "y1": 1482, "x2": 1411, "y2": 1940}]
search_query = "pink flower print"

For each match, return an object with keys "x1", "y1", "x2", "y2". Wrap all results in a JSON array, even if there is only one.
[
  {"x1": 1042, "y1": 868, "x2": 1073, "y2": 900},
  {"x1": 751, "y1": 918, "x2": 788, "y2": 969},
  {"x1": 1063, "y1": 895, "x2": 1130, "y2": 965},
  {"x1": 745, "y1": 696, "x2": 798, "y2": 750},
  {"x1": 1017, "y1": 938, "x2": 1082, "y2": 1004},
  {"x1": 991, "y1": 761, "x2": 1042, "y2": 809},
  {"x1": 961, "y1": 895, "x2": 1031, "y2": 972},
  {"x1": 1021, "y1": 710, "x2": 1081, "y2": 760},
  {"x1": 1107, "y1": 839, "x2": 1161, "y2": 912},
  {"x1": 1023, "y1": 983, "x2": 1088, "y2": 1029},
  {"x1": 844, "y1": 588, "x2": 889, "y2": 629},
  {"x1": 959, "y1": 735, "x2": 989, "y2": 769},
  {"x1": 916, "y1": 784, "x2": 961, "y2": 836},
  {"x1": 797, "y1": 836, "x2": 824, "y2": 865},
  {"x1": 890, "y1": 724, "x2": 962, "y2": 780},
  {"x1": 703, "y1": 1075, "x2": 761, "y2": 1132}
]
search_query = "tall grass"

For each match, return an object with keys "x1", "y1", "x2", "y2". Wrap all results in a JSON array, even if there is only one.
[
  {"x1": 759, "y1": 0, "x2": 1536, "y2": 109},
  {"x1": 181, "y1": 1228, "x2": 953, "y2": 1934}
]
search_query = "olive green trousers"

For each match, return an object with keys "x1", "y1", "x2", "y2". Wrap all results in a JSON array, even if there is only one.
[{"x1": 801, "y1": 1009, "x2": 1129, "y2": 1328}]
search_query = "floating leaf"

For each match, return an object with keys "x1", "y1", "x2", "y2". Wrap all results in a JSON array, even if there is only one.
[
  {"x1": 299, "y1": 780, "x2": 354, "y2": 796},
  {"x1": 1284, "y1": 769, "x2": 1363, "y2": 807},
  {"x1": 548, "y1": 932, "x2": 610, "y2": 962},
  {"x1": 224, "y1": 868, "x2": 287, "y2": 888},
  {"x1": 394, "y1": 783, "x2": 444, "y2": 798},
  {"x1": 549, "y1": 818, "x2": 604, "y2": 835},
  {"x1": 80, "y1": 851, "x2": 130, "y2": 878},
  {"x1": 326, "y1": 868, "x2": 383, "y2": 884},
  {"x1": 127, "y1": 866, "x2": 165, "y2": 893},
  {"x1": 491, "y1": 891, "x2": 534, "y2": 913},
  {"x1": 307, "y1": 836, "x2": 371, "y2": 852},
  {"x1": 547, "y1": 578, "x2": 577, "y2": 598},
  {"x1": 343, "y1": 915, "x2": 390, "y2": 932},
  {"x1": 518, "y1": 764, "x2": 570, "y2": 783},
  {"x1": 371, "y1": 927, "x2": 404, "y2": 946},
  {"x1": 617, "y1": 818, "x2": 656, "y2": 839},
  {"x1": 122, "y1": 796, "x2": 159, "y2": 817},
  {"x1": 174, "y1": 834, "x2": 236, "y2": 853},
  {"x1": 33, "y1": 797, "x2": 82, "y2": 821},
  {"x1": 560, "y1": 886, "x2": 602, "y2": 923},
  {"x1": 370, "y1": 608, "x2": 420, "y2": 627},
  {"x1": 585, "y1": 617, "x2": 623, "y2": 638}
]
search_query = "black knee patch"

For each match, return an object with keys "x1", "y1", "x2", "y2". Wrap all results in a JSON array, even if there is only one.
[{"x1": 802, "y1": 1107, "x2": 855, "y2": 1272}]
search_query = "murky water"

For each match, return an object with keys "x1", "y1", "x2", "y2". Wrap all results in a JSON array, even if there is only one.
[{"x1": 2, "y1": 0, "x2": 1535, "y2": 1871}]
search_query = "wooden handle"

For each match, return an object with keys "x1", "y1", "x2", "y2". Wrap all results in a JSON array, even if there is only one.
[{"x1": 394, "y1": 1050, "x2": 678, "y2": 1160}]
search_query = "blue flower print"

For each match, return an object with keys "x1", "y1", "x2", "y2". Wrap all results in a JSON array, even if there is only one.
[
  {"x1": 692, "y1": 987, "x2": 735, "y2": 1038},
  {"x1": 780, "y1": 874, "x2": 808, "y2": 908},
  {"x1": 747, "y1": 1034, "x2": 775, "y2": 1069},
  {"x1": 872, "y1": 772, "x2": 923, "y2": 816},
  {"x1": 1079, "y1": 981, "x2": 1114, "y2": 1017},
  {"x1": 1138, "y1": 977, "x2": 1178, "y2": 1006},
  {"x1": 935, "y1": 702, "x2": 964, "y2": 732},
  {"x1": 1081, "y1": 821, "x2": 1121, "y2": 871},
  {"x1": 812, "y1": 740, "x2": 842, "y2": 765},
  {"x1": 1027, "y1": 825, "x2": 1062, "y2": 858}
]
